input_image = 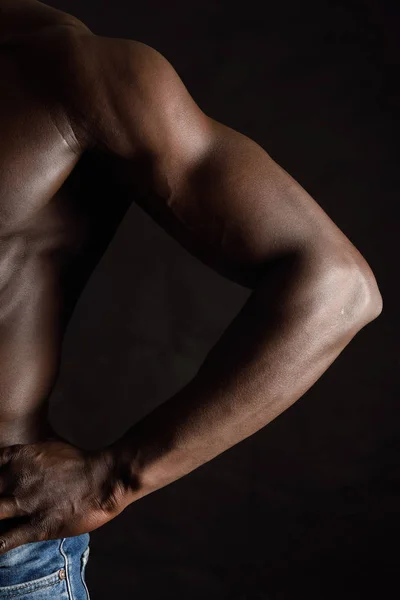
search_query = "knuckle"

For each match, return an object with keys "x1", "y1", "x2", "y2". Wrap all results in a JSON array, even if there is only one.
[
  {"x1": 36, "y1": 528, "x2": 49, "y2": 542},
  {"x1": 33, "y1": 513, "x2": 50, "y2": 531},
  {"x1": 30, "y1": 522, "x2": 48, "y2": 542},
  {"x1": 16, "y1": 468, "x2": 32, "y2": 487},
  {"x1": 15, "y1": 445, "x2": 31, "y2": 459},
  {"x1": 35, "y1": 513, "x2": 61, "y2": 539},
  {"x1": 9, "y1": 444, "x2": 24, "y2": 456}
]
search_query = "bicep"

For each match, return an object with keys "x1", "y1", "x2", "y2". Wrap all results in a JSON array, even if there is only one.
[
  {"x1": 147, "y1": 121, "x2": 363, "y2": 290},
  {"x1": 79, "y1": 37, "x2": 364, "y2": 288}
]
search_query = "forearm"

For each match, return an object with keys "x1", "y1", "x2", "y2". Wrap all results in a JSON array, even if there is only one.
[
  {"x1": 75, "y1": 40, "x2": 383, "y2": 504},
  {"x1": 109, "y1": 251, "x2": 382, "y2": 507}
]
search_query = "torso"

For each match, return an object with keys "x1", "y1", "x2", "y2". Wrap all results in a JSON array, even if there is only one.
[{"x1": 0, "y1": 2, "x2": 131, "y2": 446}]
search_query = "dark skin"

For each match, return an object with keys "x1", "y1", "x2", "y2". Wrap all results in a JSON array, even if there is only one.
[{"x1": 0, "y1": 0, "x2": 383, "y2": 553}]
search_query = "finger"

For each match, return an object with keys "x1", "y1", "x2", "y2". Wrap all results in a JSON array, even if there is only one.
[
  {"x1": 0, "y1": 497, "x2": 25, "y2": 520},
  {"x1": 0, "y1": 523, "x2": 40, "y2": 554},
  {"x1": 0, "y1": 448, "x2": 13, "y2": 469},
  {"x1": 0, "y1": 445, "x2": 23, "y2": 468}
]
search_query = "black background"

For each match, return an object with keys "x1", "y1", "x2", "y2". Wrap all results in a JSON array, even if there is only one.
[{"x1": 46, "y1": 1, "x2": 398, "y2": 598}]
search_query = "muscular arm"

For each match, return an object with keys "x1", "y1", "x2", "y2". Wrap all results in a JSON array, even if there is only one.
[
  {"x1": 68, "y1": 37, "x2": 383, "y2": 504},
  {"x1": 0, "y1": 34, "x2": 383, "y2": 552}
]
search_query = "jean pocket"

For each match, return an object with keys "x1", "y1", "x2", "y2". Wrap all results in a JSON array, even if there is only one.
[{"x1": 0, "y1": 569, "x2": 65, "y2": 598}]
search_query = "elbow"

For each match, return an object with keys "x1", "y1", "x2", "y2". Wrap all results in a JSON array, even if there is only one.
[
  {"x1": 258, "y1": 244, "x2": 383, "y2": 336},
  {"x1": 291, "y1": 244, "x2": 383, "y2": 333},
  {"x1": 348, "y1": 265, "x2": 383, "y2": 325},
  {"x1": 364, "y1": 275, "x2": 383, "y2": 321},
  {"x1": 320, "y1": 257, "x2": 383, "y2": 331}
]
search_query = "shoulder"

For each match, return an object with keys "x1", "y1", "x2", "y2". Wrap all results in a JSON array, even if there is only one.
[{"x1": 64, "y1": 36, "x2": 214, "y2": 161}]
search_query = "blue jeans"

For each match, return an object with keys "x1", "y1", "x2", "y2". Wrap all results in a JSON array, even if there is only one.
[{"x1": 0, "y1": 534, "x2": 90, "y2": 599}]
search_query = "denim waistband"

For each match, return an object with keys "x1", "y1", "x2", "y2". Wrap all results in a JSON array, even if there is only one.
[{"x1": 0, "y1": 533, "x2": 90, "y2": 590}]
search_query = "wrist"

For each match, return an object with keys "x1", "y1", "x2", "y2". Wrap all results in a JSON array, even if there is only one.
[{"x1": 98, "y1": 433, "x2": 143, "y2": 510}]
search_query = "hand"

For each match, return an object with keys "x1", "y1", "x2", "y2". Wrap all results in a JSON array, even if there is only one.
[{"x1": 0, "y1": 436, "x2": 128, "y2": 554}]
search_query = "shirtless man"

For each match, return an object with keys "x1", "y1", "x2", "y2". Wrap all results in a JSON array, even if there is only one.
[{"x1": 0, "y1": 1, "x2": 383, "y2": 597}]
